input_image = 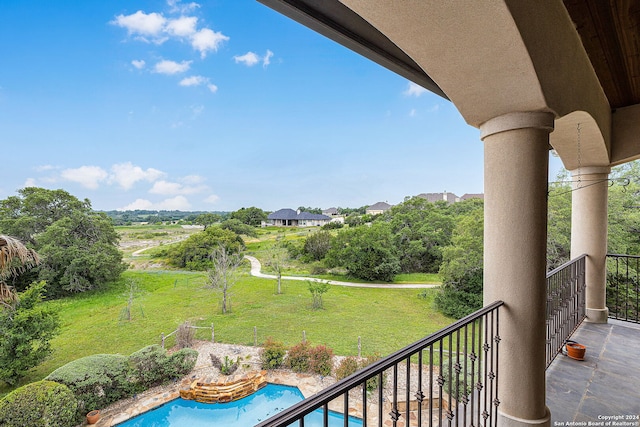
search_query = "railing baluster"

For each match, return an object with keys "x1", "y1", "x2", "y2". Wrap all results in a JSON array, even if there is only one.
[
  {"x1": 606, "y1": 254, "x2": 639, "y2": 324},
  {"x1": 255, "y1": 302, "x2": 503, "y2": 427}
]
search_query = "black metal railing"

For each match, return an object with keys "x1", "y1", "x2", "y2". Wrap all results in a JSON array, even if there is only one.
[
  {"x1": 545, "y1": 255, "x2": 586, "y2": 368},
  {"x1": 606, "y1": 254, "x2": 640, "y2": 323},
  {"x1": 255, "y1": 301, "x2": 503, "y2": 427}
]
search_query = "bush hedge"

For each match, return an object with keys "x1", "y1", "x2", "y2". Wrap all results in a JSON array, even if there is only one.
[
  {"x1": 285, "y1": 342, "x2": 334, "y2": 376},
  {"x1": 0, "y1": 380, "x2": 77, "y2": 427},
  {"x1": 45, "y1": 353, "x2": 132, "y2": 414},
  {"x1": 260, "y1": 337, "x2": 287, "y2": 370},
  {"x1": 45, "y1": 345, "x2": 198, "y2": 418}
]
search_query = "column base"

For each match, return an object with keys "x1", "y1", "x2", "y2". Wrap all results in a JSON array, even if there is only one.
[
  {"x1": 585, "y1": 307, "x2": 609, "y2": 323},
  {"x1": 498, "y1": 407, "x2": 550, "y2": 427}
]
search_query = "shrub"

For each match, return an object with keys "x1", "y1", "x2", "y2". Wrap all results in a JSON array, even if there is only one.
[
  {"x1": 286, "y1": 341, "x2": 311, "y2": 373},
  {"x1": 0, "y1": 380, "x2": 77, "y2": 427},
  {"x1": 335, "y1": 356, "x2": 359, "y2": 381},
  {"x1": 129, "y1": 345, "x2": 171, "y2": 388},
  {"x1": 308, "y1": 344, "x2": 334, "y2": 376},
  {"x1": 176, "y1": 321, "x2": 196, "y2": 349},
  {"x1": 45, "y1": 354, "x2": 132, "y2": 415},
  {"x1": 210, "y1": 354, "x2": 239, "y2": 375},
  {"x1": 169, "y1": 348, "x2": 198, "y2": 376},
  {"x1": 260, "y1": 337, "x2": 287, "y2": 370}
]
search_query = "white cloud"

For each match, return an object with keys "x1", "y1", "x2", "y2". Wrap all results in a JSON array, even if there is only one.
[
  {"x1": 24, "y1": 178, "x2": 37, "y2": 187},
  {"x1": 112, "y1": 11, "x2": 166, "y2": 39},
  {"x1": 61, "y1": 166, "x2": 108, "y2": 189},
  {"x1": 403, "y1": 82, "x2": 428, "y2": 97},
  {"x1": 178, "y1": 76, "x2": 218, "y2": 94},
  {"x1": 181, "y1": 174, "x2": 205, "y2": 184},
  {"x1": 167, "y1": 0, "x2": 200, "y2": 14},
  {"x1": 157, "y1": 195, "x2": 191, "y2": 210},
  {"x1": 263, "y1": 49, "x2": 274, "y2": 67},
  {"x1": 149, "y1": 180, "x2": 207, "y2": 195},
  {"x1": 110, "y1": 162, "x2": 165, "y2": 190},
  {"x1": 191, "y1": 28, "x2": 228, "y2": 58},
  {"x1": 33, "y1": 164, "x2": 56, "y2": 172},
  {"x1": 179, "y1": 75, "x2": 207, "y2": 86},
  {"x1": 118, "y1": 198, "x2": 155, "y2": 211},
  {"x1": 154, "y1": 59, "x2": 191, "y2": 74},
  {"x1": 166, "y1": 16, "x2": 197, "y2": 37},
  {"x1": 234, "y1": 51, "x2": 260, "y2": 67},
  {"x1": 132, "y1": 59, "x2": 146, "y2": 69},
  {"x1": 204, "y1": 194, "x2": 220, "y2": 204}
]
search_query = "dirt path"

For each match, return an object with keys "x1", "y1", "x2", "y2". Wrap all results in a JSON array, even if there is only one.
[{"x1": 244, "y1": 255, "x2": 440, "y2": 289}]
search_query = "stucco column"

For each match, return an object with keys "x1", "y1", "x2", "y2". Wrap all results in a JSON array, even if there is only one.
[
  {"x1": 570, "y1": 166, "x2": 610, "y2": 323},
  {"x1": 481, "y1": 112, "x2": 554, "y2": 427}
]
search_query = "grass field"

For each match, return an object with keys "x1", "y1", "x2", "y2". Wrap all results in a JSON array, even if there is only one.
[{"x1": 1, "y1": 224, "x2": 450, "y2": 397}]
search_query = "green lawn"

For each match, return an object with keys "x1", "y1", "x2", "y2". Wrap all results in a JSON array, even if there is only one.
[{"x1": 2, "y1": 265, "x2": 452, "y2": 396}]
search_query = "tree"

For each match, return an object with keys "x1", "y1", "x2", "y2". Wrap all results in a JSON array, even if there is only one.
[
  {"x1": 265, "y1": 242, "x2": 289, "y2": 294},
  {"x1": 308, "y1": 280, "x2": 330, "y2": 309},
  {"x1": 325, "y1": 222, "x2": 400, "y2": 282},
  {"x1": 0, "y1": 187, "x2": 90, "y2": 245},
  {"x1": 194, "y1": 213, "x2": 221, "y2": 229},
  {"x1": 435, "y1": 208, "x2": 484, "y2": 318},
  {"x1": 303, "y1": 230, "x2": 332, "y2": 261},
  {"x1": 0, "y1": 188, "x2": 126, "y2": 296},
  {"x1": 230, "y1": 207, "x2": 267, "y2": 227},
  {"x1": 547, "y1": 171, "x2": 572, "y2": 269},
  {"x1": 297, "y1": 206, "x2": 322, "y2": 214},
  {"x1": 0, "y1": 235, "x2": 40, "y2": 304},
  {"x1": 385, "y1": 197, "x2": 454, "y2": 273},
  {"x1": 220, "y1": 218, "x2": 258, "y2": 237},
  {"x1": 206, "y1": 244, "x2": 243, "y2": 314},
  {"x1": 0, "y1": 281, "x2": 60, "y2": 385},
  {"x1": 165, "y1": 227, "x2": 245, "y2": 270}
]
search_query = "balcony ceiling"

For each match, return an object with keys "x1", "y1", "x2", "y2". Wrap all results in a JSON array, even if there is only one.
[{"x1": 259, "y1": 0, "x2": 640, "y2": 111}]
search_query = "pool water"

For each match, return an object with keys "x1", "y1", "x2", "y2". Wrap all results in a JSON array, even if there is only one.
[{"x1": 116, "y1": 383, "x2": 363, "y2": 427}]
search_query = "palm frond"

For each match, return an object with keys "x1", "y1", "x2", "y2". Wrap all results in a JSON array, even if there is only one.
[{"x1": 0, "y1": 234, "x2": 41, "y2": 280}]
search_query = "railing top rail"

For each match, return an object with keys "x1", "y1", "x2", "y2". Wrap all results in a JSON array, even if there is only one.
[
  {"x1": 255, "y1": 300, "x2": 504, "y2": 427},
  {"x1": 546, "y1": 254, "x2": 587, "y2": 278},
  {"x1": 607, "y1": 253, "x2": 640, "y2": 259}
]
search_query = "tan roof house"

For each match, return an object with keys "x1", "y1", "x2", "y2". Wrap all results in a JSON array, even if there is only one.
[{"x1": 365, "y1": 201, "x2": 392, "y2": 215}]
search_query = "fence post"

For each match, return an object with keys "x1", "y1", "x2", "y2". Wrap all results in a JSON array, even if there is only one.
[
  {"x1": 254, "y1": 326, "x2": 258, "y2": 346},
  {"x1": 302, "y1": 330, "x2": 306, "y2": 343},
  {"x1": 358, "y1": 336, "x2": 361, "y2": 358},
  {"x1": 161, "y1": 333, "x2": 165, "y2": 349},
  {"x1": 211, "y1": 323, "x2": 215, "y2": 343}
]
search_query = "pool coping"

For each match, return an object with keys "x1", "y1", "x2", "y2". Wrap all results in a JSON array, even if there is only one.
[{"x1": 91, "y1": 370, "x2": 333, "y2": 427}]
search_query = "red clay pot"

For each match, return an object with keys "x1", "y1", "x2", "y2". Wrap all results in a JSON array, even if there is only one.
[
  {"x1": 86, "y1": 410, "x2": 100, "y2": 424},
  {"x1": 566, "y1": 342, "x2": 586, "y2": 360}
]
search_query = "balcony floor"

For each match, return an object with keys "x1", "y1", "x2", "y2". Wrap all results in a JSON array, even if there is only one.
[{"x1": 546, "y1": 319, "x2": 640, "y2": 422}]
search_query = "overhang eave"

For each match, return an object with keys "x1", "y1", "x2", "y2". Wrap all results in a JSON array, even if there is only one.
[{"x1": 257, "y1": 0, "x2": 449, "y2": 100}]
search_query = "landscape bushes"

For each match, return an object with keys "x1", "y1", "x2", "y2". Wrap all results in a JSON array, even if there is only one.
[
  {"x1": 260, "y1": 337, "x2": 287, "y2": 369},
  {"x1": 0, "y1": 380, "x2": 77, "y2": 427},
  {"x1": 45, "y1": 345, "x2": 197, "y2": 417}
]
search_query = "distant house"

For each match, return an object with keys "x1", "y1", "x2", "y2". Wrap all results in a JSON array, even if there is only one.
[
  {"x1": 460, "y1": 193, "x2": 484, "y2": 201},
  {"x1": 366, "y1": 201, "x2": 392, "y2": 215},
  {"x1": 322, "y1": 207, "x2": 339, "y2": 216},
  {"x1": 266, "y1": 209, "x2": 332, "y2": 227},
  {"x1": 416, "y1": 192, "x2": 459, "y2": 204}
]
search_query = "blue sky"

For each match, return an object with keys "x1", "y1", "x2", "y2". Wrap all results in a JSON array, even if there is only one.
[{"x1": 0, "y1": 0, "x2": 562, "y2": 212}]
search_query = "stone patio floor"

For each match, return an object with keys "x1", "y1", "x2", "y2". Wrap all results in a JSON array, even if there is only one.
[{"x1": 546, "y1": 319, "x2": 640, "y2": 423}]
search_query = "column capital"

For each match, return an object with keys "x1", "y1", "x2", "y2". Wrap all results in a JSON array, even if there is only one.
[
  {"x1": 480, "y1": 111, "x2": 555, "y2": 140},
  {"x1": 569, "y1": 166, "x2": 611, "y2": 176}
]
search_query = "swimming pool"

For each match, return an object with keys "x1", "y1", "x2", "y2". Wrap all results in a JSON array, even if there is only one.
[{"x1": 116, "y1": 383, "x2": 363, "y2": 427}]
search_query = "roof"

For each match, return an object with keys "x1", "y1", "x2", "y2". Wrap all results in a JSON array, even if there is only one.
[
  {"x1": 461, "y1": 193, "x2": 484, "y2": 200},
  {"x1": 322, "y1": 207, "x2": 338, "y2": 215},
  {"x1": 366, "y1": 202, "x2": 392, "y2": 211},
  {"x1": 267, "y1": 208, "x2": 331, "y2": 221},
  {"x1": 258, "y1": 0, "x2": 640, "y2": 111}
]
